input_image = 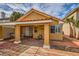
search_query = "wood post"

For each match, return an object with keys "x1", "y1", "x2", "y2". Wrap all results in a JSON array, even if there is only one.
[
  {"x1": 14, "y1": 25, "x2": 21, "y2": 44},
  {"x1": 43, "y1": 24, "x2": 50, "y2": 48}
]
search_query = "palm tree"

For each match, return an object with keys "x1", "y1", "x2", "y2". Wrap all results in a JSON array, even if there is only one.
[
  {"x1": 70, "y1": 17, "x2": 76, "y2": 38},
  {"x1": 75, "y1": 20, "x2": 79, "y2": 39},
  {"x1": 10, "y1": 12, "x2": 24, "y2": 22},
  {"x1": 65, "y1": 18, "x2": 73, "y2": 37}
]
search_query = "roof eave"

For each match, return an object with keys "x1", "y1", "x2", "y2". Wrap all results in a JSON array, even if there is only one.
[{"x1": 0, "y1": 20, "x2": 53, "y2": 25}]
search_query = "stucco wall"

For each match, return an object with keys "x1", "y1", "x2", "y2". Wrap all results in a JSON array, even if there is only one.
[
  {"x1": 62, "y1": 23, "x2": 70, "y2": 36},
  {"x1": 33, "y1": 25, "x2": 44, "y2": 39},
  {"x1": 2, "y1": 26, "x2": 15, "y2": 39}
]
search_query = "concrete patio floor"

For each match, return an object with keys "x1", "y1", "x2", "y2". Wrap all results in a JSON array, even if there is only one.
[{"x1": 0, "y1": 38, "x2": 79, "y2": 56}]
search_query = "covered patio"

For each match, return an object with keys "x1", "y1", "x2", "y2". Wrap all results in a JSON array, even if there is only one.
[{"x1": 0, "y1": 20, "x2": 52, "y2": 48}]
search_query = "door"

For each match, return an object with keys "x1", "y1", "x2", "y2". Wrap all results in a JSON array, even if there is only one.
[{"x1": 22, "y1": 26, "x2": 33, "y2": 37}]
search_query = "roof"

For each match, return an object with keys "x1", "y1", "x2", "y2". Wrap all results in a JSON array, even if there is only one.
[
  {"x1": 63, "y1": 6, "x2": 79, "y2": 20},
  {"x1": 16, "y1": 8, "x2": 61, "y2": 22},
  {"x1": 0, "y1": 17, "x2": 9, "y2": 20}
]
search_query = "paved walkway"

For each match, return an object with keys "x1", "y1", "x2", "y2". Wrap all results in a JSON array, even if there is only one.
[{"x1": 19, "y1": 46, "x2": 79, "y2": 56}]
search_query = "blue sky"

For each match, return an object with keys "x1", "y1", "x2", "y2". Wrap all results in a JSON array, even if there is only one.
[{"x1": 0, "y1": 3, "x2": 79, "y2": 19}]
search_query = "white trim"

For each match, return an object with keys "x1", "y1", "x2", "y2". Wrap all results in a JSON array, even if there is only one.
[{"x1": 0, "y1": 20, "x2": 52, "y2": 25}]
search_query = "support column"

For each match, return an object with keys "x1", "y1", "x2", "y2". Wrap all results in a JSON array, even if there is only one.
[
  {"x1": 43, "y1": 24, "x2": 50, "y2": 49},
  {"x1": 0, "y1": 26, "x2": 3, "y2": 40},
  {"x1": 14, "y1": 25, "x2": 21, "y2": 44}
]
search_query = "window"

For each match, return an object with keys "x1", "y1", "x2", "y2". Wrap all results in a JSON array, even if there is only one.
[
  {"x1": 50, "y1": 26, "x2": 55, "y2": 33},
  {"x1": 50, "y1": 24, "x2": 63, "y2": 33}
]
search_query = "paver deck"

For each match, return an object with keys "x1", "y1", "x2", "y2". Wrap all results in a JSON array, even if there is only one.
[
  {"x1": 51, "y1": 41, "x2": 79, "y2": 48},
  {"x1": 19, "y1": 46, "x2": 79, "y2": 56},
  {"x1": 0, "y1": 38, "x2": 79, "y2": 56}
]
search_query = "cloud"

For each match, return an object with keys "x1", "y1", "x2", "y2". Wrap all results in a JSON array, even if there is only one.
[
  {"x1": 38, "y1": 3, "x2": 65, "y2": 18},
  {"x1": 61, "y1": 4, "x2": 78, "y2": 18},
  {"x1": 0, "y1": 3, "x2": 78, "y2": 19},
  {"x1": 6, "y1": 4, "x2": 25, "y2": 13},
  {"x1": 0, "y1": 4, "x2": 13, "y2": 11},
  {"x1": 30, "y1": 3, "x2": 65, "y2": 18}
]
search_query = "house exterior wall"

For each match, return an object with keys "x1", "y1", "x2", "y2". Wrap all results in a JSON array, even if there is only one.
[
  {"x1": 50, "y1": 33, "x2": 63, "y2": 40},
  {"x1": 49, "y1": 21, "x2": 63, "y2": 40},
  {"x1": 32, "y1": 20, "x2": 63, "y2": 40},
  {"x1": 76, "y1": 28, "x2": 79, "y2": 38},
  {"x1": 2, "y1": 26, "x2": 15, "y2": 39},
  {"x1": 62, "y1": 23, "x2": 70, "y2": 36},
  {"x1": 33, "y1": 25, "x2": 44, "y2": 39}
]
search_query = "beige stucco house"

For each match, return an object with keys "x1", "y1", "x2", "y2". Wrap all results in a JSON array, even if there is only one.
[{"x1": 62, "y1": 7, "x2": 79, "y2": 38}]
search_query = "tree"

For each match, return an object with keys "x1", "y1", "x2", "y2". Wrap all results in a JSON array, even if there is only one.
[
  {"x1": 10, "y1": 12, "x2": 24, "y2": 22},
  {"x1": 70, "y1": 17, "x2": 76, "y2": 38},
  {"x1": 75, "y1": 20, "x2": 79, "y2": 39},
  {"x1": 65, "y1": 18, "x2": 73, "y2": 37}
]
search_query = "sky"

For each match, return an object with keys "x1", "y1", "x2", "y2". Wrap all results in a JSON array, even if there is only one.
[{"x1": 0, "y1": 3, "x2": 79, "y2": 19}]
